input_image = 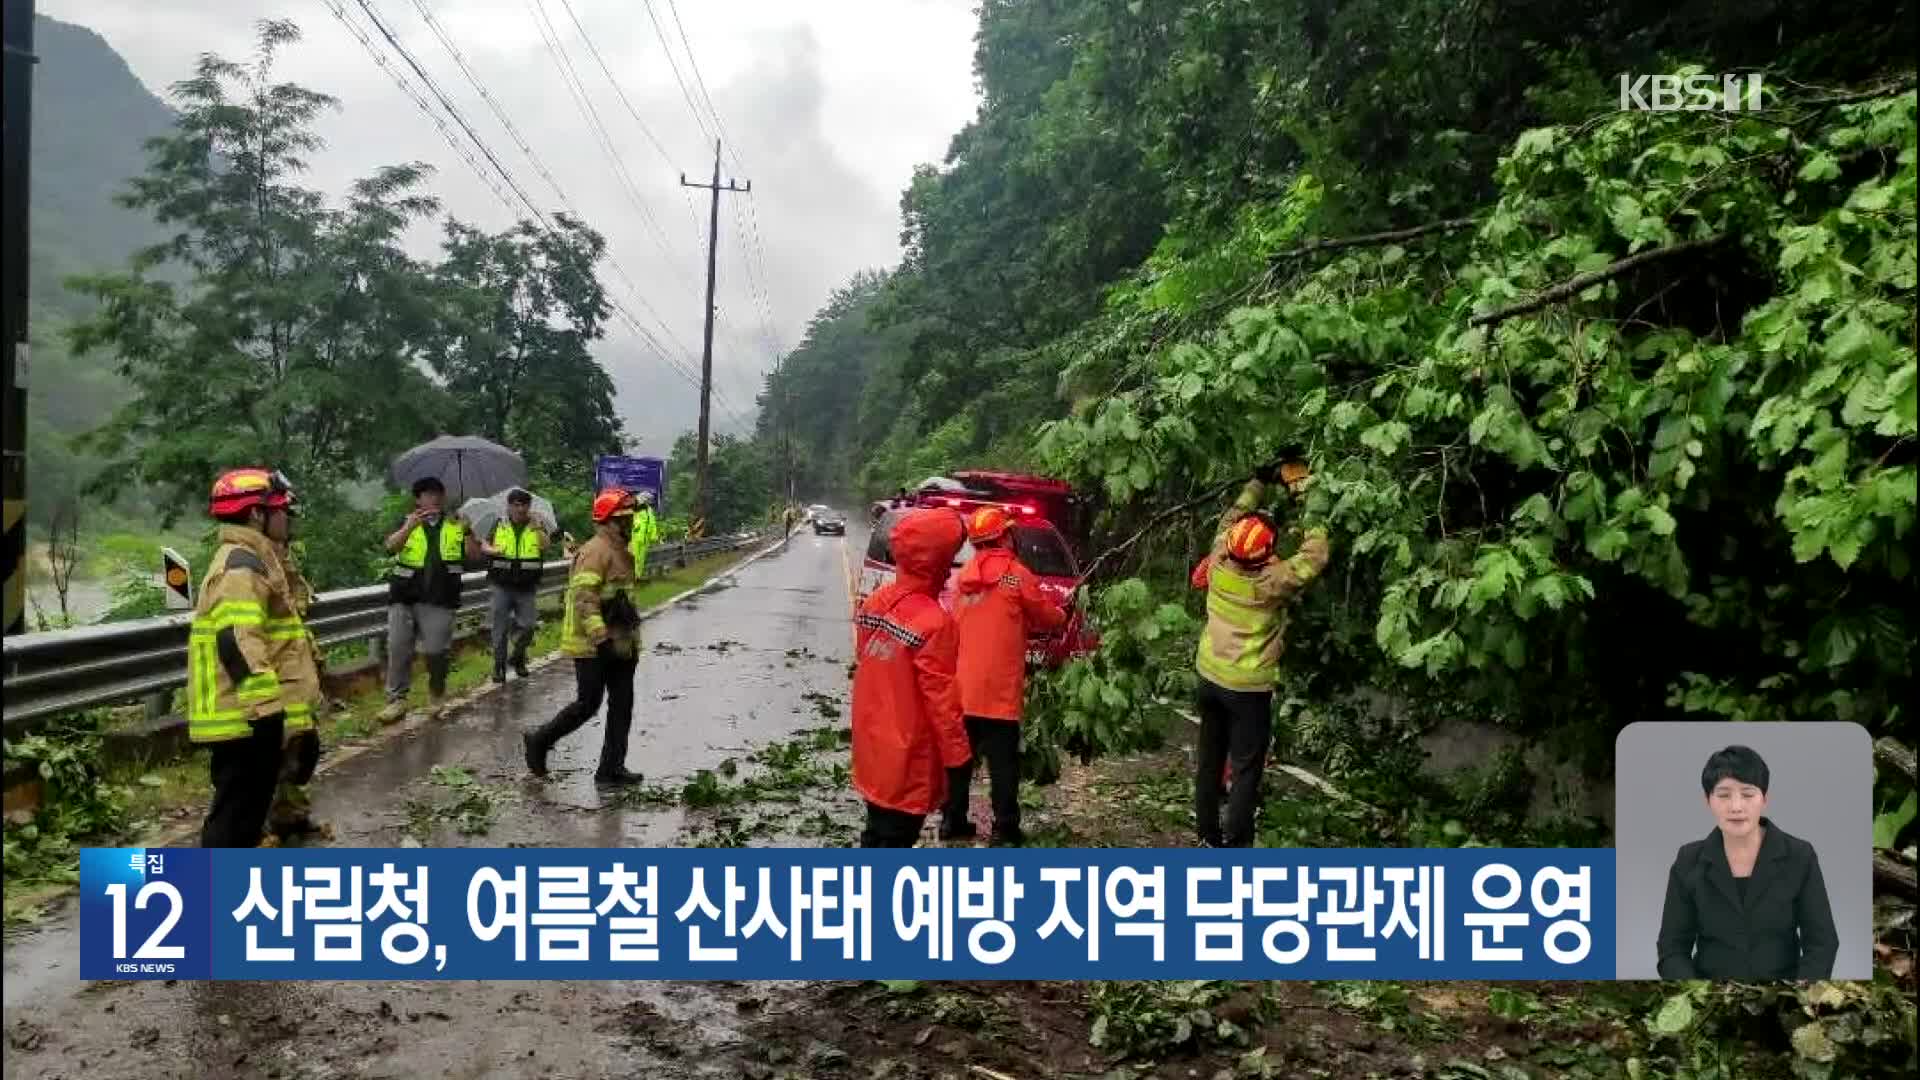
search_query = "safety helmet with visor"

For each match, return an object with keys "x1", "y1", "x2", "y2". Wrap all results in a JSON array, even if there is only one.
[{"x1": 209, "y1": 468, "x2": 298, "y2": 520}]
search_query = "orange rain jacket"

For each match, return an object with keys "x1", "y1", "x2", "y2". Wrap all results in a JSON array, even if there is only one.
[
  {"x1": 953, "y1": 545, "x2": 1068, "y2": 722},
  {"x1": 851, "y1": 510, "x2": 971, "y2": 815}
]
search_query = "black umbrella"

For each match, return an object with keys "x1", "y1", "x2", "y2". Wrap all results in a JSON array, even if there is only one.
[{"x1": 389, "y1": 435, "x2": 528, "y2": 506}]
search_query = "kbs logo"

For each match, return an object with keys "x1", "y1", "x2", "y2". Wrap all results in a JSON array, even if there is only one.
[{"x1": 1619, "y1": 73, "x2": 1765, "y2": 112}]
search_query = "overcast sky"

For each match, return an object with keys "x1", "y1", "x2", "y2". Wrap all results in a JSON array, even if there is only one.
[{"x1": 42, "y1": 0, "x2": 980, "y2": 452}]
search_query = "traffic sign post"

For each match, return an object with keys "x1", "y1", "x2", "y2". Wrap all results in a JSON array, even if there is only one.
[{"x1": 161, "y1": 547, "x2": 191, "y2": 610}]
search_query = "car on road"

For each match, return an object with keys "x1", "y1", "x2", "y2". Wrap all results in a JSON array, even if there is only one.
[
  {"x1": 807, "y1": 503, "x2": 831, "y2": 521},
  {"x1": 858, "y1": 507, "x2": 1097, "y2": 667},
  {"x1": 812, "y1": 509, "x2": 846, "y2": 535}
]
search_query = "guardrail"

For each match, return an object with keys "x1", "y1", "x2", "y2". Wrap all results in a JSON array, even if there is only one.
[{"x1": 2, "y1": 530, "x2": 771, "y2": 734}]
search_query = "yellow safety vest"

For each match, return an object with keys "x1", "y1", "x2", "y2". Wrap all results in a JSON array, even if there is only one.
[
  {"x1": 395, "y1": 520, "x2": 467, "y2": 568},
  {"x1": 389, "y1": 519, "x2": 467, "y2": 606},
  {"x1": 491, "y1": 522, "x2": 543, "y2": 560},
  {"x1": 489, "y1": 522, "x2": 544, "y2": 589}
]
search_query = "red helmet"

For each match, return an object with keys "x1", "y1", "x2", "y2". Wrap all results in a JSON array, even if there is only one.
[
  {"x1": 1226, "y1": 514, "x2": 1276, "y2": 564},
  {"x1": 209, "y1": 468, "x2": 296, "y2": 519},
  {"x1": 591, "y1": 487, "x2": 639, "y2": 523},
  {"x1": 966, "y1": 505, "x2": 1012, "y2": 544}
]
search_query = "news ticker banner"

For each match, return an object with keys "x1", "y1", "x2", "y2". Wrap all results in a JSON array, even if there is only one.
[{"x1": 81, "y1": 847, "x2": 1614, "y2": 981}]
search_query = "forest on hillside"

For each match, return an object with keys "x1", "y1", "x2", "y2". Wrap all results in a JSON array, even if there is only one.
[
  {"x1": 762, "y1": 3, "x2": 1916, "y2": 757},
  {"x1": 759, "y1": 5, "x2": 1917, "y2": 1063}
]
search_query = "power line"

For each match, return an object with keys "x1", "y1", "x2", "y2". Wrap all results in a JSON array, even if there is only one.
[
  {"x1": 666, "y1": 0, "x2": 730, "y2": 146},
  {"x1": 352, "y1": 0, "x2": 550, "y2": 226},
  {"x1": 338, "y1": 1, "x2": 752, "y2": 430},
  {"x1": 523, "y1": 0, "x2": 686, "y2": 280},
  {"x1": 547, "y1": 0, "x2": 708, "y2": 312},
  {"x1": 639, "y1": 0, "x2": 714, "y2": 142},
  {"x1": 326, "y1": 1, "x2": 520, "y2": 215},
  {"x1": 654, "y1": 5, "x2": 784, "y2": 390},
  {"x1": 396, "y1": 0, "x2": 713, "y2": 388},
  {"x1": 405, "y1": 0, "x2": 576, "y2": 212}
]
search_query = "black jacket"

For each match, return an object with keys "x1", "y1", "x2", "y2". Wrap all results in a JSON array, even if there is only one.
[{"x1": 1655, "y1": 818, "x2": 1838, "y2": 979}]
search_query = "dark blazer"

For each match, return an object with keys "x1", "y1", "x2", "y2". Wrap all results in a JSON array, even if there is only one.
[{"x1": 1655, "y1": 818, "x2": 1838, "y2": 979}]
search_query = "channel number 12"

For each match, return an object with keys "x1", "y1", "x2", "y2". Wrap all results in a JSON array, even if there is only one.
[{"x1": 104, "y1": 881, "x2": 186, "y2": 959}]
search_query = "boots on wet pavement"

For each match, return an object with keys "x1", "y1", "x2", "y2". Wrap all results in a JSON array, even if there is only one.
[
  {"x1": 426, "y1": 652, "x2": 451, "y2": 718},
  {"x1": 523, "y1": 731, "x2": 550, "y2": 777},
  {"x1": 377, "y1": 698, "x2": 408, "y2": 725},
  {"x1": 511, "y1": 652, "x2": 531, "y2": 679},
  {"x1": 492, "y1": 663, "x2": 507, "y2": 685}
]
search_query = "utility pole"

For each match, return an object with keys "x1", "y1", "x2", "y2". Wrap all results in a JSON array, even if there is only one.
[
  {"x1": 773, "y1": 353, "x2": 792, "y2": 509},
  {"x1": 2, "y1": 0, "x2": 34, "y2": 637},
  {"x1": 678, "y1": 139, "x2": 748, "y2": 536}
]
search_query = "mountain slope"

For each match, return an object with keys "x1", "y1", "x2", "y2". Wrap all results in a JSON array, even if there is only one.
[
  {"x1": 23, "y1": 15, "x2": 177, "y2": 523},
  {"x1": 28, "y1": 14, "x2": 175, "y2": 318}
]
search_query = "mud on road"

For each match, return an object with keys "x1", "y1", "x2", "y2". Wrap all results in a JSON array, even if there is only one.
[
  {"x1": 3, "y1": 523, "x2": 1620, "y2": 1080},
  {"x1": 2, "y1": 529, "x2": 879, "y2": 1079}
]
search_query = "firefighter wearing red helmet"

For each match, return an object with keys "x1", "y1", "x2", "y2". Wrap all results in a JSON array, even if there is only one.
[
  {"x1": 522, "y1": 487, "x2": 646, "y2": 784},
  {"x1": 1188, "y1": 452, "x2": 1330, "y2": 848},
  {"x1": 189, "y1": 468, "x2": 321, "y2": 847}
]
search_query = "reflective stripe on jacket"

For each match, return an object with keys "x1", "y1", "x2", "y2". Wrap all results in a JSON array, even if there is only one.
[
  {"x1": 953, "y1": 546, "x2": 1067, "y2": 722},
  {"x1": 1193, "y1": 479, "x2": 1331, "y2": 692},
  {"x1": 561, "y1": 534, "x2": 639, "y2": 657},
  {"x1": 187, "y1": 526, "x2": 310, "y2": 742},
  {"x1": 488, "y1": 522, "x2": 544, "y2": 590},
  {"x1": 268, "y1": 542, "x2": 322, "y2": 736},
  {"x1": 851, "y1": 510, "x2": 970, "y2": 816},
  {"x1": 388, "y1": 519, "x2": 467, "y2": 606}
]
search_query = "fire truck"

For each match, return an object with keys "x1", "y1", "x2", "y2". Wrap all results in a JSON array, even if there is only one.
[{"x1": 858, "y1": 472, "x2": 1098, "y2": 666}]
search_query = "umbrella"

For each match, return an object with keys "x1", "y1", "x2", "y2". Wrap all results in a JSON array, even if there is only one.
[
  {"x1": 389, "y1": 435, "x2": 527, "y2": 506},
  {"x1": 458, "y1": 490, "x2": 558, "y2": 539}
]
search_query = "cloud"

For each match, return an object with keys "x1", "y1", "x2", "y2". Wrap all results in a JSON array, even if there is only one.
[{"x1": 35, "y1": 0, "x2": 980, "y2": 454}]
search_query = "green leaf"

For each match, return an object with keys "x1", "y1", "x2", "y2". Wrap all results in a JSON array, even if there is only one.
[
  {"x1": 1127, "y1": 456, "x2": 1154, "y2": 492},
  {"x1": 1359, "y1": 421, "x2": 1411, "y2": 456},
  {"x1": 1588, "y1": 527, "x2": 1631, "y2": 562},
  {"x1": 1873, "y1": 792, "x2": 1916, "y2": 850},
  {"x1": 1330, "y1": 401, "x2": 1365, "y2": 431},
  {"x1": 1528, "y1": 575, "x2": 1568, "y2": 611},
  {"x1": 1513, "y1": 493, "x2": 1555, "y2": 526},
  {"x1": 1797, "y1": 152, "x2": 1842, "y2": 182},
  {"x1": 1650, "y1": 993, "x2": 1695, "y2": 1035},
  {"x1": 1792, "y1": 1021, "x2": 1839, "y2": 1063},
  {"x1": 1642, "y1": 506, "x2": 1677, "y2": 537},
  {"x1": 1823, "y1": 318, "x2": 1877, "y2": 365}
]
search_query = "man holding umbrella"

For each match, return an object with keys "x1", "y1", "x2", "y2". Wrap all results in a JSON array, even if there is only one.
[
  {"x1": 379, "y1": 477, "x2": 477, "y2": 723},
  {"x1": 483, "y1": 488, "x2": 550, "y2": 683},
  {"x1": 523, "y1": 487, "x2": 647, "y2": 785}
]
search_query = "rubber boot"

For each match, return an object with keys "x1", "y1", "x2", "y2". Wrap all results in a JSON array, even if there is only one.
[{"x1": 523, "y1": 731, "x2": 550, "y2": 778}]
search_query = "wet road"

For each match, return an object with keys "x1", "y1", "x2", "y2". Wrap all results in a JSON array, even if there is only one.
[{"x1": 2, "y1": 523, "x2": 872, "y2": 1079}]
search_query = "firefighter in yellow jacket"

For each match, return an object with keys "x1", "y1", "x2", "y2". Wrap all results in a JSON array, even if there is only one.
[
  {"x1": 264, "y1": 538, "x2": 327, "y2": 843},
  {"x1": 522, "y1": 487, "x2": 645, "y2": 785},
  {"x1": 1188, "y1": 455, "x2": 1330, "y2": 847},
  {"x1": 188, "y1": 468, "x2": 320, "y2": 847}
]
